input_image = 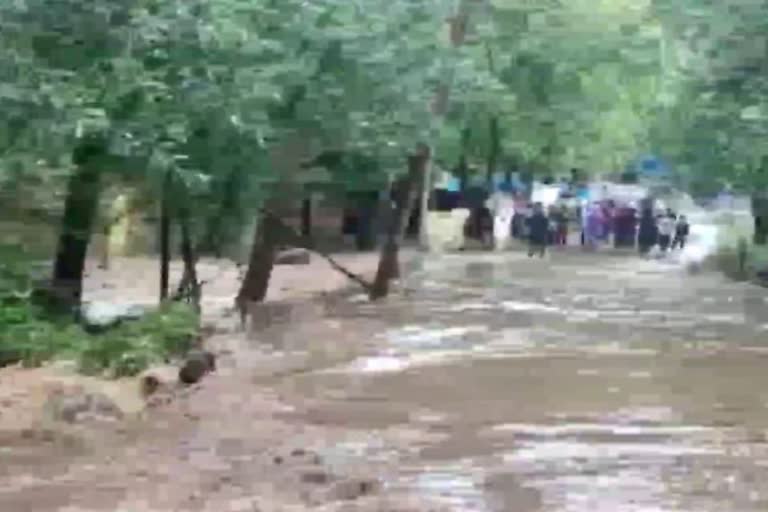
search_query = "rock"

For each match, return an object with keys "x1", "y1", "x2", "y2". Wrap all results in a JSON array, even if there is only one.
[
  {"x1": 275, "y1": 248, "x2": 311, "y2": 265},
  {"x1": 80, "y1": 301, "x2": 148, "y2": 332},
  {"x1": 139, "y1": 365, "x2": 178, "y2": 399},
  {"x1": 327, "y1": 477, "x2": 381, "y2": 501},
  {"x1": 178, "y1": 350, "x2": 216, "y2": 385},
  {"x1": 88, "y1": 392, "x2": 124, "y2": 418},
  {"x1": 300, "y1": 468, "x2": 333, "y2": 485},
  {"x1": 43, "y1": 388, "x2": 123, "y2": 424}
]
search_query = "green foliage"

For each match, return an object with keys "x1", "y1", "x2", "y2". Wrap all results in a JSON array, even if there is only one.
[
  {"x1": 0, "y1": 244, "x2": 198, "y2": 376},
  {"x1": 0, "y1": 300, "x2": 199, "y2": 377},
  {"x1": 0, "y1": 303, "x2": 78, "y2": 368},
  {"x1": 1, "y1": 0, "x2": 763, "y2": 278},
  {"x1": 649, "y1": 0, "x2": 768, "y2": 192},
  {"x1": 74, "y1": 303, "x2": 199, "y2": 378}
]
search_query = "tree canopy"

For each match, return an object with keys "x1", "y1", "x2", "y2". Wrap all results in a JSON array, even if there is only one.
[{"x1": 1, "y1": 0, "x2": 764, "y2": 213}]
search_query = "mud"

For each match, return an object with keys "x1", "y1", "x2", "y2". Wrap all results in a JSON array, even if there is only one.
[
  {"x1": 3, "y1": 235, "x2": 768, "y2": 511},
  {"x1": 277, "y1": 248, "x2": 768, "y2": 511}
]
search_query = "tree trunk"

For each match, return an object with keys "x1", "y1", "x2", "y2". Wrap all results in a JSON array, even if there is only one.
[
  {"x1": 454, "y1": 127, "x2": 471, "y2": 197},
  {"x1": 159, "y1": 170, "x2": 172, "y2": 303},
  {"x1": 49, "y1": 136, "x2": 106, "y2": 313},
  {"x1": 237, "y1": 211, "x2": 280, "y2": 305},
  {"x1": 178, "y1": 208, "x2": 200, "y2": 312},
  {"x1": 752, "y1": 195, "x2": 768, "y2": 245},
  {"x1": 201, "y1": 216, "x2": 223, "y2": 258},
  {"x1": 301, "y1": 196, "x2": 312, "y2": 238},
  {"x1": 521, "y1": 170, "x2": 533, "y2": 200},
  {"x1": 355, "y1": 192, "x2": 378, "y2": 251},
  {"x1": 99, "y1": 223, "x2": 111, "y2": 270},
  {"x1": 486, "y1": 115, "x2": 499, "y2": 188},
  {"x1": 755, "y1": 216, "x2": 767, "y2": 245},
  {"x1": 369, "y1": 145, "x2": 430, "y2": 300},
  {"x1": 418, "y1": 157, "x2": 432, "y2": 249}
]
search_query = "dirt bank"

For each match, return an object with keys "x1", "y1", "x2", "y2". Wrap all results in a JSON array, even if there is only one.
[{"x1": 0, "y1": 249, "x2": 444, "y2": 512}]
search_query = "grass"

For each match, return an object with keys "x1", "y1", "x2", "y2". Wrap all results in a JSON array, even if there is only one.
[
  {"x1": 705, "y1": 211, "x2": 768, "y2": 284},
  {"x1": 0, "y1": 244, "x2": 200, "y2": 378}
]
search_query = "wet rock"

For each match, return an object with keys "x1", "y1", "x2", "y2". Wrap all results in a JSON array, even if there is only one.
[
  {"x1": 139, "y1": 365, "x2": 178, "y2": 399},
  {"x1": 275, "y1": 248, "x2": 311, "y2": 265},
  {"x1": 327, "y1": 477, "x2": 381, "y2": 501},
  {"x1": 43, "y1": 388, "x2": 123, "y2": 424},
  {"x1": 300, "y1": 468, "x2": 333, "y2": 485},
  {"x1": 80, "y1": 301, "x2": 148, "y2": 333},
  {"x1": 178, "y1": 350, "x2": 216, "y2": 385}
]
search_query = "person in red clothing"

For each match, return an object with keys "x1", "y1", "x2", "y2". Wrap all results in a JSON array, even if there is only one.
[{"x1": 555, "y1": 204, "x2": 569, "y2": 245}]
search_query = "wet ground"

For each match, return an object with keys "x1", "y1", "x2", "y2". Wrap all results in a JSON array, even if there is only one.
[
  {"x1": 276, "y1": 246, "x2": 768, "y2": 511},
  {"x1": 4, "y1": 217, "x2": 768, "y2": 511}
]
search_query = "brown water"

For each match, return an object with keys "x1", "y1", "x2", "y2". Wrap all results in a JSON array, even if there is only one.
[
  {"x1": 3, "y1": 245, "x2": 768, "y2": 511},
  {"x1": 278, "y1": 250, "x2": 768, "y2": 511}
]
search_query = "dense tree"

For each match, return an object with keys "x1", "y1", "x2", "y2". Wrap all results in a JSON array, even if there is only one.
[{"x1": 2, "y1": 0, "x2": 764, "y2": 316}]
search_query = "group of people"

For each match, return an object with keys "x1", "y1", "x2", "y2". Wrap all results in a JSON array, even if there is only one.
[
  {"x1": 638, "y1": 208, "x2": 690, "y2": 255},
  {"x1": 518, "y1": 201, "x2": 690, "y2": 259}
]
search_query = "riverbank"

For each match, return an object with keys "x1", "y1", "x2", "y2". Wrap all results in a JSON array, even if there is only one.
[{"x1": 0, "y1": 249, "x2": 455, "y2": 512}]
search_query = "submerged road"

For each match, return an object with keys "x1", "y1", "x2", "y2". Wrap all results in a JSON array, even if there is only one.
[
  {"x1": 3, "y1": 209, "x2": 766, "y2": 511},
  {"x1": 279, "y1": 227, "x2": 768, "y2": 511}
]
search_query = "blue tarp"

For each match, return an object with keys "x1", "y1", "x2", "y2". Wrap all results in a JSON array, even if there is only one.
[
  {"x1": 631, "y1": 155, "x2": 671, "y2": 177},
  {"x1": 443, "y1": 176, "x2": 461, "y2": 193}
]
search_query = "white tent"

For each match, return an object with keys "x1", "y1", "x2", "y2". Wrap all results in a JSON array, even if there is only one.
[{"x1": 530, "y1": 183, "x2": 561, "y2": 207}]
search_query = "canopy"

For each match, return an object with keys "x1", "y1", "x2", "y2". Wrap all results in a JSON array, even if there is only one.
[
  {"x1": 587, "y1": 182, "x2": 648, "y2": 206},
  {"x1": 531, "y1": 184, "x2": 561, "y2": 207}
]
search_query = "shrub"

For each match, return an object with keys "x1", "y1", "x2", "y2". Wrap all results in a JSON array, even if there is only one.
[
  {"x1": 0, "y1": 244, "x2": 200, "y2": 377},
  {"x1": 75, "y1": 302, "x2": 199, "y2": 378}
]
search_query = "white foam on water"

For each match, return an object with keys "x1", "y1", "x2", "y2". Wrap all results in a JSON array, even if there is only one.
[
  {"x1": 394, "y1": 463, "x2": 494, "y2": 512},
  {"x1": 502, "y1": 301, "x2": 561, "y2": 314},
  {"x1": 384, "y1": 325, "x2": 489, "y2": 347},
  {"x1": 489, "y1": 423, "x2": 715, "y2": 437},
  {"x1": 446, "y1": 302, "x2": 498, "y2": 312}
]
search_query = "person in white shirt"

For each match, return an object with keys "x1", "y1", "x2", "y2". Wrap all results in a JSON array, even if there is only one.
[{"x1": 657, "y1": 211, "x2": 676, "y2": 252}]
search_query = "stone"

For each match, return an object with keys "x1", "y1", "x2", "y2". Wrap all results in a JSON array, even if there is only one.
[
  {"x1": 139, "y1": 365, "x2": 178, "y2": 399},
  {"x1": 327, "y1": 477, "x2": 381, "y2": 501},
  {"x1": 178, "y1": 350, "x2": 216, "y2": 385},
  {"x1": 80, "y1": 301, "x2": 148, "y2": 332},
  {"x1": 275, "y1": 248, "x2": 311, "y2": 265},
  {"x1": 44, "y1": 388, "x2": 123, "y2": 424},
  {"x1": 88, "y1": 392, "x2": 124, "y2": 419},
  {"x1": 300, "y1": 469, "x2": 332, "y2": 485}
]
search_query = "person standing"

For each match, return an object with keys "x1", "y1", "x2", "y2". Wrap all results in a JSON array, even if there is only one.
[
  {"x1": 556, "y1": 204, "x2": 569, "y2": 245},
  {"x1": 526, "y1": 202, "x2": 549, "y2": 258},
  {"x1": 547, "y1": 204, "x2": 558, "y2": 245},
  {"x1": 657, "y1": 212, "x2": 675, "y2": 252},
  {"x1": 584, "y1": 203, "x2": 603, "y2": 250},
  {"x1": 672, "y1": 214, "x2": 690, "y2": 250},
  {"x1": 637, "y1": 207, "x2": 657, "y2": 255},
  {"x1": 613, "y1": 206, "x2": 630, "y2": 248}
]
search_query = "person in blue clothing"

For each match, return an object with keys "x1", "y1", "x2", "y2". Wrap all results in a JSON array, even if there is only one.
[{"x1": 525, "y1": 202, "x2": 550, "y2": 258}]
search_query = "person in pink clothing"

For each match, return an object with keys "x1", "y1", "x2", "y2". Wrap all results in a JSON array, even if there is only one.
[{"x1": 584, "y1": 203, "x2": 603, "y2": 249}]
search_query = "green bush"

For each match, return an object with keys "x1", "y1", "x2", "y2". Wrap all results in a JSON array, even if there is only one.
[
  {"x1": 0, "y1": 244, "x2": 200, "y2": 377},
  {"x1": 75, "y1": 302, "x2": 199, "y2": 378},
  {"x1": 0, "y1": 302, "x2": 77, "y2": 367},
  {"x1": 711, "y1": 240, "x2": 768, "y2": 285}
]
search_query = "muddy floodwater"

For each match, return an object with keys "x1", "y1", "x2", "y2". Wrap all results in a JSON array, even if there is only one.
[{"x1": 278, "y1": 248, "x2": 768, "y2": 511}]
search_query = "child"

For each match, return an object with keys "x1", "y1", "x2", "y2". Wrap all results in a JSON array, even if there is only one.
[
  {"x1": 657, "y1": 213, "x2": 676, "y2": 252},
  {"x1": 672, "y1": 215, "x2": 690, "y2": 250}
]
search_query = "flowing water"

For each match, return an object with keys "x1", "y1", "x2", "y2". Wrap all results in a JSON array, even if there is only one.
[
  {"x1": 5, "y1": 212, "x2": 768, "y2": 511},
  {"x1": 278, "y1": 226, "x2": 768, "y2": 511}
]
